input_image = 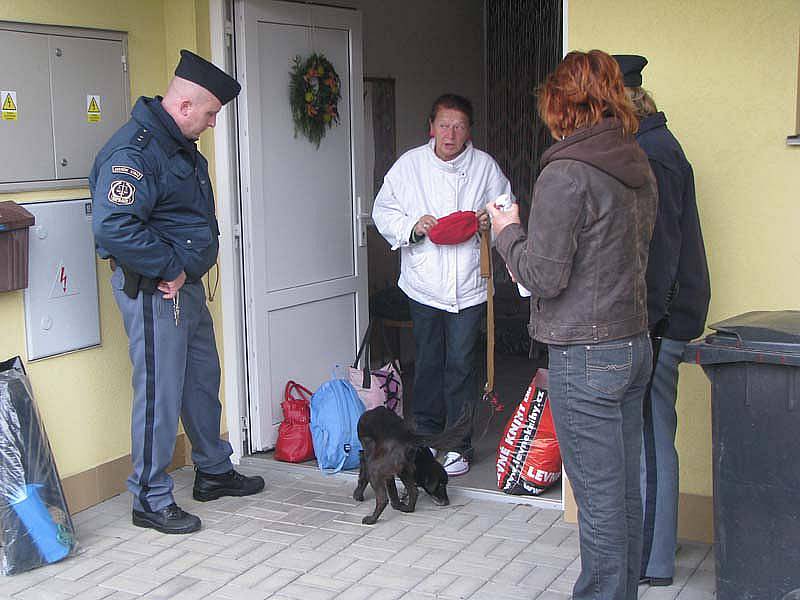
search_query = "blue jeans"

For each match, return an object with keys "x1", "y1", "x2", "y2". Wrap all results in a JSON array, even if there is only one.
[
  {"x1": 408, "y1": 299, "x2": 485, "y2": 455},
  {"x1": 641, "y1": 337, "x2": 686, "y2": 579},
  {"x1": 548, "y1": 332, "x2": 652, "y2": 600}
]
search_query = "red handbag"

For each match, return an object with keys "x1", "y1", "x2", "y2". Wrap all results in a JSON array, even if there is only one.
[
  {"x1": 274, "y1": 381, "x2": 315, "y2": 463},
  {"x1": 428, "y1": 210, "x2": 478, "y2": 245}
]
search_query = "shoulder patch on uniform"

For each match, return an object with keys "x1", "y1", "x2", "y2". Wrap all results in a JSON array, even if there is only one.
[
  {"x1": 130, "y1": 127, "x2": 152, "y2": 149},
  {"x1": 108, "y1": 180, "x2": 136, "y2": 206},
  {"x1": 111, "y1": 165, "x2": 144, "y2": 180}
]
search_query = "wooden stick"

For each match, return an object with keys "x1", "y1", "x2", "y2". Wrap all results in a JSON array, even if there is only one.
[{"x1": 480, "y1": 230, "x2": 494, "y2": 393}]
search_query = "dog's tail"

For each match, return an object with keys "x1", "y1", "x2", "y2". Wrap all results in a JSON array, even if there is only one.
[{"x1": 411, "y1": 404, "x2": 475, "y2": 451}]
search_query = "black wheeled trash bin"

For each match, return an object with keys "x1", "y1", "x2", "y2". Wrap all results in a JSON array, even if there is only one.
[{"x1": 685, "y1": 311, "x2": 800, "y2": 600}]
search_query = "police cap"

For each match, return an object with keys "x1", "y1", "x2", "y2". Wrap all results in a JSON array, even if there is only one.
[
  {"x1": 612, "y1": 54, "x2": 648, "y2": 88},
  {"x1": 175, "y1": 49, "x2": 241, "y2": 105}
]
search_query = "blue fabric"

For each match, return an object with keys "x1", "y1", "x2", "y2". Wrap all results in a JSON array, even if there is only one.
[
  {"x1": 641, "y1": 337, "x2": 686, "y2": 579},
  {"x1": 310, "y1": 377, "x2": 365, "y2": 473},
  {"x1": 408, "y1": 299, "x2": 484, "y2": 456},
  {"x1": 548, "y1": 332, "x2": 652, "y2": 600},
  {"x1": 89, "y1": 96, "x2": 219, "y2": 281},
  {"x1": 10, "y1": 485, "x2": 70, "y2": 564}
]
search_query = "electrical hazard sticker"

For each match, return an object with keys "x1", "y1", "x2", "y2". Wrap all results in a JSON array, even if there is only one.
[
  {"x1": 2, "y1": 91, "x2": 18, "y2": 121},
  {"x1": 108, "y1": 180, "x2": 136, "y2": 205},
  {"x1": 87, "y1": 95, "x2": 102, "y2": 123},
  {"x1": 49, "y1": 262, "x2": 79, "y2": 299}
]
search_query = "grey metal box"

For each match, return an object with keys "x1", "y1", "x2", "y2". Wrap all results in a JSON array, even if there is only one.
[
  {"x1": 0, "y1": 30, "x2": 56, "y2": 183},
  {"x1": 23, "y1": 199, "x2": 100, "y2": 360},
  {"x1": 0, "y1": 22, "x2": 129, "y2": 191},
  {"x1": 51, "y1": 35, "x2": 128, "y2": 180}
]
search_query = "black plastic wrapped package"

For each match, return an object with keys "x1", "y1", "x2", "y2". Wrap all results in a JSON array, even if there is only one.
[{"x1": 0, "y1": 357, "x2": 76, "y2": 575}]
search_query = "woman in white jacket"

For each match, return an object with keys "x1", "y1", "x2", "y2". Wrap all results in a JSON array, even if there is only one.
[{"x1": 372, "y1": 94, "x2": 511, "y2": 475}]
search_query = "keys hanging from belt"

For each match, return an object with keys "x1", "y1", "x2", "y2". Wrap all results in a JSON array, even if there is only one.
[{"x1": 173, "y1": 291, "x2": 181, "y2": 327}]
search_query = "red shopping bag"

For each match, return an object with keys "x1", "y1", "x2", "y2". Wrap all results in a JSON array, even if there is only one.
[
  {"x1": 496, "y1": 369, "x2": 562, "y2": 495},
  {"x1": 274, "y1": 381, "x2": 315, "y2": 463}
]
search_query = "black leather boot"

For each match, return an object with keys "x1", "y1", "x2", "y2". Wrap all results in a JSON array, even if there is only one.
[
  {"x1": 192, "y1": 469, "x2": 265, "y2": 502},
  {"x1": 132, "y1": 503, "x2": 201, "y2": 534}
]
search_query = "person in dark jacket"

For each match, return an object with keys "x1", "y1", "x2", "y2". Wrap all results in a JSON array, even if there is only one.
[
  {"x1": 614, "y1": 54, "x2": 711, "y2": 587},
  {"x1": 90, "y1": 50, "x2": 264, "y2": 535},
  {"x1": 488, "y1": 50, "x2": 657, "y2": 600}
]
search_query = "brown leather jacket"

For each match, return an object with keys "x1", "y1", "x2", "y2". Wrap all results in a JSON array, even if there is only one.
[{"x1": 496, "y1": 118, "x2": 657, "y2": 345}]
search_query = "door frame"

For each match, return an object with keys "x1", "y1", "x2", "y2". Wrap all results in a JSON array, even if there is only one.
[
  {"x1": 209, "y1": 0, "x2": 570, "y2": 470},
  {"x1": 211, "y1": 0, "x2": 248, "y2": 463},
  {"x1": 210, "y1": 0, "x2": 369, "y2": 460}
]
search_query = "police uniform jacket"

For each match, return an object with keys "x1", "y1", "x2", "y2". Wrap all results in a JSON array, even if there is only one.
[
  {"x1": 372, "y1": 139, "x2": 511, "y2": 313},
  {"x1": 636, "y1": 112, "x2": 710, "y2": 340},
  {"x1": 90, "y1": 96, "x2": 219, "y2": 282}
]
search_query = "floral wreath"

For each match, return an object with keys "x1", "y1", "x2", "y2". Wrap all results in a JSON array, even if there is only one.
[{"x1": 289, "y1": 53, "x2": 341, "y2": 148}]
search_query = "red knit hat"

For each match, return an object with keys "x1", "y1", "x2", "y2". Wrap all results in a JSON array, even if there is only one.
[{"x1": 428, "y1": 211, "x2": 478, "y2": 245}]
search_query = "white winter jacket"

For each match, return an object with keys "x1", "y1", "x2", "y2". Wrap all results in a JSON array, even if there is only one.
[{"x1": 372, "y1": 139, "x2": 512, "y2": 312}]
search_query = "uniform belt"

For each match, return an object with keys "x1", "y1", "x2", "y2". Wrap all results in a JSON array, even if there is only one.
[
  {"x1": 108, "y1": 259, "x2": 157, "y2": 299},
  {"x1": 109, "y1": 257, "x2": 199, "y2": 289}
]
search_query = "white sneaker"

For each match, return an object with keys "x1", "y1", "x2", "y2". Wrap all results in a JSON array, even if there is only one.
[{"x1": 442, "y1": 452, "x2": 469, "y2": 476}]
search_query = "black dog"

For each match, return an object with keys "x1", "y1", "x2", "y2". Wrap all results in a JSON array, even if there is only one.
[
  {"x1": 409, "y1": 446, "x2": 449, "y2": 506},
  {"x1": 353, "y1": 406, "x2": 469, "y2": 524}
]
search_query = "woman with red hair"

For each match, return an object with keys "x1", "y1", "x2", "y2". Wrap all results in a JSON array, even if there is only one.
[{"x1": 487, "y1": 50, "x2": 658, "y2": 600}]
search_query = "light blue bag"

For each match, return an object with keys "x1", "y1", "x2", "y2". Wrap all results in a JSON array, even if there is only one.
[{"x1": 310, "y1": 375, "x2": 365, "y2": 473}]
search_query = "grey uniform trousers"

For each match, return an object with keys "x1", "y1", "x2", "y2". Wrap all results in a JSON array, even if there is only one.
[
  {"x1": 640, "y1": 337, "x2": 686, "y2": 579},
  {"x1": 111, "y1": 268, "x2": 233, "y2": 512}
]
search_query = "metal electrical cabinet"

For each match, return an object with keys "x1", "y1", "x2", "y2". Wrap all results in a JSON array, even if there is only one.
[
  {"x1": 23, "y1": 199, "x2": 100, "y2": 360},
  {"x1": 0, "y1": 22, "x2": 129, "y2": 191}
]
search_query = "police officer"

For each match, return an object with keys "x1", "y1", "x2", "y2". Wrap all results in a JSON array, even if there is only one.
[
  {"x1": 613, "y1": 54, "x2": 711, "y2": 586},
  {"x1": 90, "y1": 50, "x2": 264, "y2": 535}
]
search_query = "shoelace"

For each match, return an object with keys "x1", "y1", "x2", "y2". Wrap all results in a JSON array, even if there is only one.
[{"x1": 198, "y1": 469, "x2": 239, "y2": 480}]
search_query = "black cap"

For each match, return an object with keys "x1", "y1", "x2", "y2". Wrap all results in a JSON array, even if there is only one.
[
  {"x1": 613, "y1": 54, "x2": 648, "y2": 87},
  {"x1": 174, "y1": 49, "x2": 241, "y2": 105}
]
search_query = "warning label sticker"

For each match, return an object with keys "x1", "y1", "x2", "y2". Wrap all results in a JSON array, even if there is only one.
[
  {"x1": 87, "y1": 94, "x2": 102, "y2": 123},
  {"x1": 2, "y1": 91, "x2": 18, "y2": 121},
  {"x1": 50, "y1": 262, "x2": 79, "y2": 299}
]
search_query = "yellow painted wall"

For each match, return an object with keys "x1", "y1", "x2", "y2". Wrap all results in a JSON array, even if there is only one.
[
  {"x1": 0, "y1": 1, "x2": 218, "y2": 478},
  {"x1": 9, "y1": 0, "x2": 795, "y2": 513},
  {"x1": 569, "y1": 0, "x2": 800, "y2": 497}
]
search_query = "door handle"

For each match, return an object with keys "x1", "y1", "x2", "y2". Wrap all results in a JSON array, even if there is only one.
[
  {"x1": 356, "y1": 196, "x2": 371, "y2": 247},
  {"x1": 357, "y1": 212, "x2": 371, "y2": 247}
]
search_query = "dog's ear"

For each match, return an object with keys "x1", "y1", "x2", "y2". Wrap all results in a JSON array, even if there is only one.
[
  {"x1": 436, "y1": 463, "x2": 449, "y2": 485},
  {"x1": 424, "y1": 469, "x2": 446, "y2": 496}
]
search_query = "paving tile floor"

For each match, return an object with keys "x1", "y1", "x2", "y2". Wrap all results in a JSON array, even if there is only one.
[{"x1": 2, "y1": 462, "x2": 715, "y2": 599}]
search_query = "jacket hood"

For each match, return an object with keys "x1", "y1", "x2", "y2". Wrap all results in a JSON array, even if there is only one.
[
  {"x1": 636, "y1": 111, "x2": 667, "y2": 137},
  {"x1": 541, "y1": 117, "x2": 651, "y2": 189}
]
